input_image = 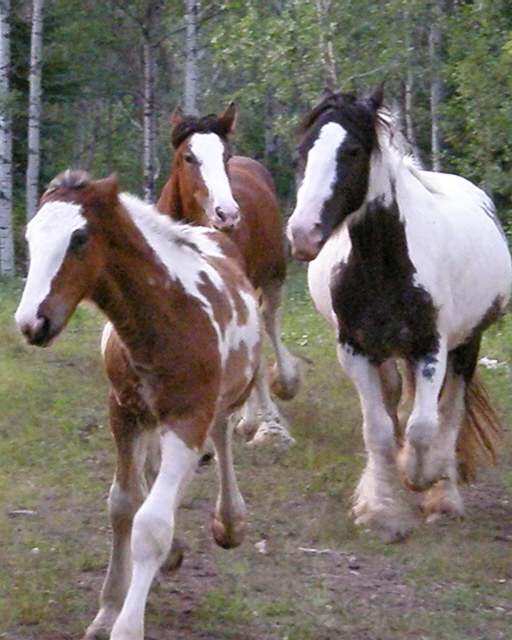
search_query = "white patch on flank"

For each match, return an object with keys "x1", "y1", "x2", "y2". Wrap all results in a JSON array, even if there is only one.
[
  {"x1": 119, "y1": 193, "x2": 260, "y2": 366},
  {"x1": 294, "y1": 122, "x2": 347, "y2": 226},
  {"x1": 15, "y1": 201, "x2": 86, "y2": 328},
  {"x1": 189, "y1": 132, "x2": 238, "y2": 215}
]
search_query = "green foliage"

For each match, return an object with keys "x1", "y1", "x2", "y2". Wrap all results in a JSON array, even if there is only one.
[{"x1": 8, "y1": 0, "x2": 512, "y2": 244}]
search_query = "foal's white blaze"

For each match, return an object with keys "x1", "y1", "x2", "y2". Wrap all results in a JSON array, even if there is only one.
[
  {"x1": 189, "y1": 132, "x2": 239, "y2": 227},
  {"x1": 15, "y1": 201, "x2": 86, "y2": 330},
  {"x1": 288, "y1": 122, "x2": 347, "y2": 240}
]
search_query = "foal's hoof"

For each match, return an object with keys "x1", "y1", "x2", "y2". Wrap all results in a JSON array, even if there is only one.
[{"x1": 210, "y1": 515, "x2": 246, "y2": 549}]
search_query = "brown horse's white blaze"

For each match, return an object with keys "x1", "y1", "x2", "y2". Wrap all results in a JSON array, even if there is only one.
[
  {"x1": 157, "y1": 103, "x2": 301, "y2": 446},
  {"x1": 15, "y1": 170, "x2": 262, "y2": 640}
]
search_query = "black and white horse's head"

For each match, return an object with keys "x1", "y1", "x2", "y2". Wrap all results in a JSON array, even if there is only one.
[{"x1": 287, "y1": 85, "x2": 384, "y2": 260}]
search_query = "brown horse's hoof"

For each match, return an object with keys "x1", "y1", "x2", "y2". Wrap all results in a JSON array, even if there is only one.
[{"x1": 210, "y1": 515, "x2": 246, "y2": 549}]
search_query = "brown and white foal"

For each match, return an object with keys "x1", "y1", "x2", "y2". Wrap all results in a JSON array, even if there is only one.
[{"x1": 15, "y1": 170, "x2": 262, "y2": 640}]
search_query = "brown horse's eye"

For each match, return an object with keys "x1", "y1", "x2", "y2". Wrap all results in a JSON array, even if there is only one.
[
  {"x1": 183, "y1": 153, "x2": 195, "y2": 164},
  {"x1": 69, "y1": 228, "x2": 89, "y2": 256}
]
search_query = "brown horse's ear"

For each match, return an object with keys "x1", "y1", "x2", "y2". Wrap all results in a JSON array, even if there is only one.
[
  {"x1": 94, "y1": 173, "x2": 120, "y2": 207},
  {"x1": 170, "y1": 106, "x2": 185, "y2": 130},
  {"x1": 219, "y1": 102, "x2": 237, "y2": 139}
]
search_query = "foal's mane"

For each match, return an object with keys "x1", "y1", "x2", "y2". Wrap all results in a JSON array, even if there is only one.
[
  {"x1": 171, "y1": 113, "x2": 232, "y2": 149},
  {"x1": 44, "y1": 169, "x2": 92, "y2": 196}
]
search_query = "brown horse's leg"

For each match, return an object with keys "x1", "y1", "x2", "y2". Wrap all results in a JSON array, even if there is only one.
[
  {"x1": 83, "y1": 394, "x2": 148, "y2": 640},
  {"x1": 260, "y1": 279, "x2": 302, "y2": 401},
  {"x1": 245, "y1": 356, "x2": 296, "y2": 447},
  {"x1": 209, "y1": 416, "x2": 247, "y2": 548}
]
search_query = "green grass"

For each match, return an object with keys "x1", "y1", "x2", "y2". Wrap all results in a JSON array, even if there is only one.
[{"x1": 1, "y1": 266, "x2": 512, "y2": 640}]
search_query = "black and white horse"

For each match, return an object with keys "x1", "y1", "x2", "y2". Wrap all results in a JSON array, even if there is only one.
[{"x1": 287, "y1": 86, "x2": 511, "y2": 541}]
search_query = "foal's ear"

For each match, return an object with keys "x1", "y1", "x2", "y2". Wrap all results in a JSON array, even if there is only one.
[
  {"x1": 94, "y1": 174, "x2": 120, "y2": 206},
  {"x1": 170, "y1": 106, "x2": 185, "y2": 130},
  {"x1": 368, "y1": 82, "x2": 385, "y2": 111},
  {"x1": 219, "y1": 102, "x2": 237, "y2": 138}
]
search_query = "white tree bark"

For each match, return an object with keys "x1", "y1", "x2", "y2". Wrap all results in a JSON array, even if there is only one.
[
  {"x1": 143, "y1": 36, "x2": 157, "y2": 203},
  {"x1": 429, "y1": 1, "x2": 445, "y2": 172},
  {"x1": 0, "y1": 0, "x2": 13, "y2": 273},
  {"x1": 184, "y1": 0, "x2": 199, "y2": 114},
  {"x1": 26, "y1": 0, "x2": 44, "y2": 221}
]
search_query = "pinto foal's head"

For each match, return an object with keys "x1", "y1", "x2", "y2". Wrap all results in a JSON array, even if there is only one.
[
  {"x1": 287, "y1": 85, "x2": 385, "y2": 261},
  {"x1": 15, "y1": 170, "x2": 119, "y2": 346},
  {"x1": 168, "y1": 102, "x2": 240, "y2": 231}
]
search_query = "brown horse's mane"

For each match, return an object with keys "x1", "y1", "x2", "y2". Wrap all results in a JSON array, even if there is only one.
[{"x1": 171, "y1": 114, "x2": 232, "y2": 149}]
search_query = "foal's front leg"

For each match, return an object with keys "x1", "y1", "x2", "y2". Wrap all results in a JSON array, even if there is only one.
[
  {"x1": 337, "y1": 345, "x2": 418, "y2": 542},
  {"x1": 83, "y1": 397, "x2": 147, "y2": 640},
  {"x1": 110, "y1": 428, "x2": 199, "y2": 640}
]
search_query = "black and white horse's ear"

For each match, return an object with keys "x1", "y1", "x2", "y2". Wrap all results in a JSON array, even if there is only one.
[
  {"x1": 320, "y1": 86, "x2": 335, "y2": 100},
  {"x1": 368, "y1": 82, "x2": 385, "y2": 111}
]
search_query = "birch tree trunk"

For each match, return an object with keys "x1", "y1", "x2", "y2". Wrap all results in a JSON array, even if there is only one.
[
  {"x1": 26, "y1": 0, "x2": 44, "y2": 221},
  {"x1": 429, "y1": 1, "x2": 446, "y2": 172},
  {"x1": 184, "y1": 0, "x2": 199, "y2": 114},
  {"x1": 0, "y1": 0, "x2": 13, "y2": 274},
  {"x1": 143, "y1": 38, "x2": 156, "y2": 202},
  {"x1": 142, "y1": 0, "x2": 161, "y2": 203}
]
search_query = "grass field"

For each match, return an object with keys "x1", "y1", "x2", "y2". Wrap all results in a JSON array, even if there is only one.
[{"x1": 1, "y1": 263, "x2": 511, "y2": 640}]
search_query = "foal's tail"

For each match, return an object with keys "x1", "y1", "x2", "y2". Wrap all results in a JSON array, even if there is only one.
[{"x1": 457, "y1": 372, "x2": 503, "y2": 483}]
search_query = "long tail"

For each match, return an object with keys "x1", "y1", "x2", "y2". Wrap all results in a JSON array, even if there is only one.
[{"x1": 457, "y1": 372, "x2": 503, "y2": 483}]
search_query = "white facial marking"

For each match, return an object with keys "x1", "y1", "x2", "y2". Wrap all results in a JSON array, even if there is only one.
[
  {"x1": 189, "y1": 133, "x2": 239, "y2": 217},
  {"x1": 293, "y1": 122, "x2": 347, "y2": 226},
  {"x1": 15, "y1": 201, "x2": 87, "y2": 328}
]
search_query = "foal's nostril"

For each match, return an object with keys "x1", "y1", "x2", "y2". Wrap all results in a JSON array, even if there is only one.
[
  {"x1": 25, "y1": 314, "x2": 52, "y2": 346},
  {"x1": 215, "y1": 206, "x2": 226, "y2": 222}
]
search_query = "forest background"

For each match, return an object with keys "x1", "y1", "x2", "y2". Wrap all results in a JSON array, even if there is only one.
[{"x1": 0, "y1": 0, "x2": 511, "y2": 274}]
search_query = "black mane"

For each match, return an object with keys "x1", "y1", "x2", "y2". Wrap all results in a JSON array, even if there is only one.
[
  {"x1": 171, "y1": 113, "x2": 232, "y2": 149},
  {"x1": 301, "y1": 91, "x2": 382, "y2": 155}
]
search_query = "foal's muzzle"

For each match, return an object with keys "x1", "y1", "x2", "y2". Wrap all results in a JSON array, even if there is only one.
[{"x1": 16, "y1": 313, "x2": 57, "y2": 347}]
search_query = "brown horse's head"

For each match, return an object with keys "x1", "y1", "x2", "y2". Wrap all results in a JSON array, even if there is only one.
[{"x1": 159, "y1": 103, "x2": 240, "y2": 231}]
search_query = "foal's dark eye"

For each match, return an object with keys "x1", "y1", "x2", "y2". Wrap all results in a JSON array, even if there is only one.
[
  {"x1": 69, "y1": 229, "x2": 89, "y2": 256},
  {"x1": 183, "y1": 153, "x2": 195, "y2": 164}
]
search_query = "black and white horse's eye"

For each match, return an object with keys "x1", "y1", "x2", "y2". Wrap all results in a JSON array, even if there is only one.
[
  {"x1": 69, "y1": 228, "x2": 90, "y2": 256},
  {"x1": 340, "y1": 143, "x2": 362, "y2": 159}
]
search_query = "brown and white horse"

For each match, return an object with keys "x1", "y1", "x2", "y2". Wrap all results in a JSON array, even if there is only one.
[
  {"x1": 157, "y1": 103, "x2": 301, "y2": 445},
  {"x1": 15, "y1": 170, "x2": 262, "y2": 640}
]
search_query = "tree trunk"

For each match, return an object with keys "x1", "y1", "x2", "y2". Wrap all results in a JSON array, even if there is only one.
[
  {"x1": 142, "y1": 1, "x2": 162, "y2": 203},
  {"x1": 26, "y1": 0, "x2": 44, "y2": 222},
  {"x1": 143, "y1": 37, "x2": 156, "y2": 202},
  {"x1": 429, "y1": 1, "x2": 446, "y2": 172},
  {"x1": 184, "y1": 0, "x2": 199, "y2": 114},
  {"x1": 0, "y1": 0, "x2": 13, "y2": 274}
]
